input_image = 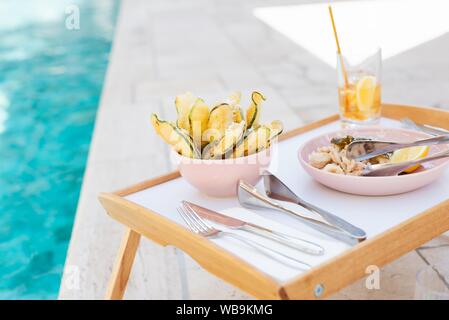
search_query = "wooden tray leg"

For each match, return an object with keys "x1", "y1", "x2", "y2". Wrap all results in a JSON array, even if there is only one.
[{"x1": 105, "y1": 228, "x2": 141, "y2": 300}]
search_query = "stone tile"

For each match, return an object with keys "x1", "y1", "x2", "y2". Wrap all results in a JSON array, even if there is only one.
[
  {"x1": 182, "y1": 254, "x2": 253, "y2": 300},
  {"x1": 294, "y1": 105, "x2": 336, "y2": 123},
  {"x1": 383, "y1": 81, "x2": 449, "y2": 109},
  {"x1": 134, "y1": 78, "x2": 225, "y2": 103},
  {"x1": 417, "y1": 235, "x2": 449, "y2": 284},
  {"x1": 329, "y1": 250, "x2": 428, "y2": 300},
  {"x1": 278, "y1": 84, "x2": 337, "y2": 109},
  {"x1": 420, "y1": 235, "x2": 449, "y2": 249},
  {"x1": 125, "y1": 244, "x2": 185, "y2": 300},
  {"x1": 88, "y1": 103, "x2": 167, "y2": 163}
]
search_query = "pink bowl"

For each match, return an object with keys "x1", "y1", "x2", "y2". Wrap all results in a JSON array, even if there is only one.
[
  {"x1": 298, "y1": 127, "x2": 449, "y2": 196},
  {"x1": 175, "y1": 148, "x2": 272, "y2": 197}
]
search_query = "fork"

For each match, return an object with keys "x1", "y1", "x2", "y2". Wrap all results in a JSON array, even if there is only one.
[
  {"x1": 401, "y1": 118, "x2": 449, "y2": 136},
  {"x1": 177, "y1": 203, "x2": 311, "y2": 270}
]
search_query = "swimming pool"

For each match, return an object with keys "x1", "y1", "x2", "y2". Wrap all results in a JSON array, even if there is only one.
[{"x1": 0, "y1": 0, "x2": 118, "y2": 299}]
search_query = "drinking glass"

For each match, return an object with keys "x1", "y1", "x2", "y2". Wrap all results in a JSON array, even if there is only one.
[
  {"x1": 337, "y1": 48, "x2": 382, "y2": 125},
  {"x1": 415, "y1": 265, "x2": 449, "y2": 300}
]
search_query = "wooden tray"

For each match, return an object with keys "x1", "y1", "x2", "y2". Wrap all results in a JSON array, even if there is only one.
[{"x1": 99, "y1": 104, "x2": 449, "y2": 300}]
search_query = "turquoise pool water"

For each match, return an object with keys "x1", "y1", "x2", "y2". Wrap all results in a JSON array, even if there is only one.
[{"x1": 0, "y1": 0, "x2": 118, "y2": 299}]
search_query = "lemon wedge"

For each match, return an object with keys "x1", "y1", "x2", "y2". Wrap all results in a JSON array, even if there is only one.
[
  {"x1": 390, "y1": 146, "x2": 430, "y2": 173},
  {"x1": 356, "y1": 76, "x2": 376, "y2": 112}
]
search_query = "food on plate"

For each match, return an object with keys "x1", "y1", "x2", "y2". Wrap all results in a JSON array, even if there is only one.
[
  {"x1": 308, "y1": 143, "x2": 368, "y2": 176},
  {"x1": 233, "y1": 125, "x2": 270, "y2": 158},
  {"x1": 245, "y1": 91, "x2": 265, "y2": 129},
  {"x1": 389, "y1": 146, "x2": 430, "y2": 173},
  {"x1": 203, "y1": 103, "x2": 234, "y2": 143},
  {"x1": 202, "y1": 121, "x2": 246, "y2": 160},
  {"x1": 175, "y1": 92, "x2": 197, "y2": 131},
  {"x1": 151, "y1": 91, "x2": 283, "y2": 159},
  {"x1": 308, "y1": 135, "x2": 429, "y2": 176},
  {"x1": 151, "y1": 114, "x2": 201, "y2": 159}
]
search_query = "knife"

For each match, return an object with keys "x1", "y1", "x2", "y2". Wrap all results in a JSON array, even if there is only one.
[{"x1": 183, "y1": 201, "x2": 324, "y2": 256}]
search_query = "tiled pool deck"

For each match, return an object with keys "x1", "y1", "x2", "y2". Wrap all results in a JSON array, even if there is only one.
[{"x1": 59, "y1": 0, "x2": 449, "y2": 299}]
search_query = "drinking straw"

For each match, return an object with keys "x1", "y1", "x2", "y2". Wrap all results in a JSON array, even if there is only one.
[{"x1": 328, "y1": 5, "x2": 348, "y2": 87}]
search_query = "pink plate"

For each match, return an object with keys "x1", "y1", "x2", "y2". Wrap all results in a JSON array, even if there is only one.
[{"x1": 298, "y1": 127, "x2": 449, "y2": 196}]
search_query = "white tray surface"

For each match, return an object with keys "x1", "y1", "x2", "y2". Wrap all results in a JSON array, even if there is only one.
[{"x1": 125, "y1": 118, "x2": 449, "y2": 283}]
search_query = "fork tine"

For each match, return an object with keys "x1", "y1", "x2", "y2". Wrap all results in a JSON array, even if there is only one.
[
  {"x1": 179, "y1": 204, "x2": 209, "y2": 233},
  {"x1": 181, "y1": 201, "x2": 212, "y2": 231},
  {"x1": 177, "y1": 207, "x2": 199, "y2": 233}
]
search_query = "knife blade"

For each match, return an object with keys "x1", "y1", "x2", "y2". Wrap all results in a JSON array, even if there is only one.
[{"x1": 183, "y1": 201, "x2": 324, "y2": 255}]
